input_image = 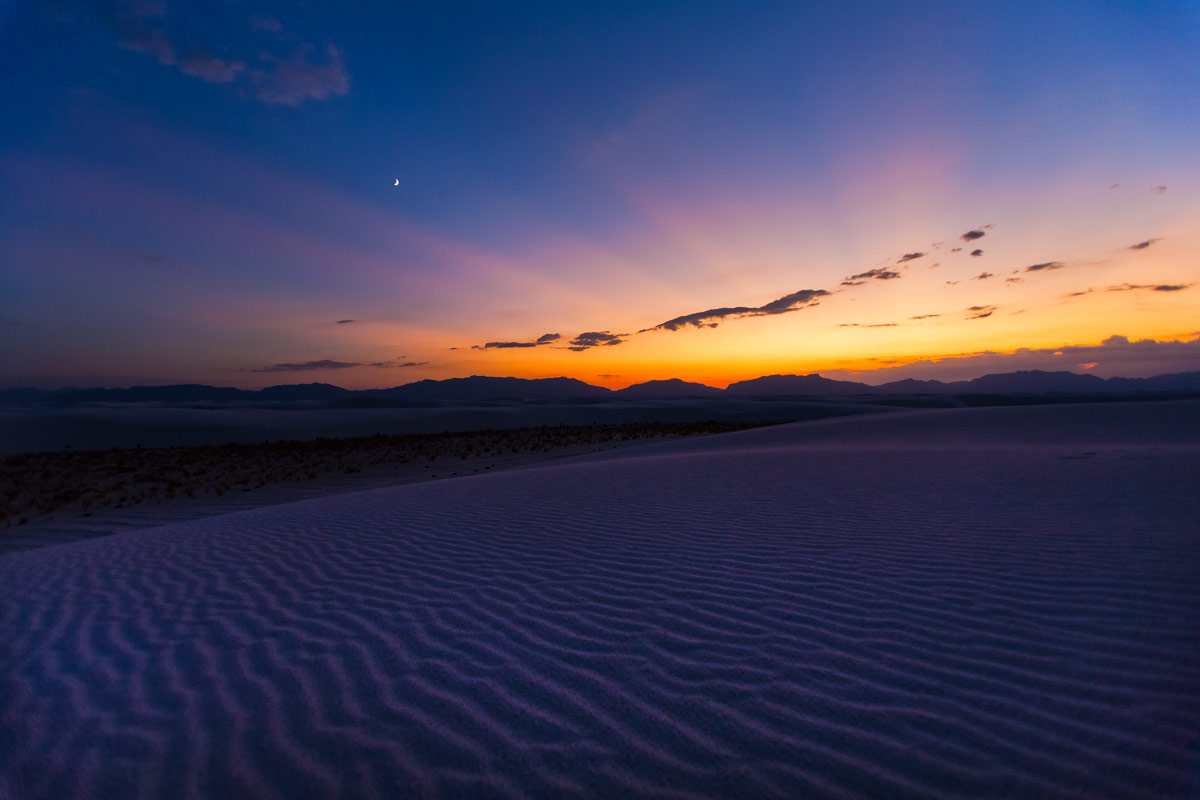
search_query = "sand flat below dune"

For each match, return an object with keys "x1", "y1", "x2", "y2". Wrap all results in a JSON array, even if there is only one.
[{"x1": 2, "y1": 402, "x2": 1199, "y2": 799}]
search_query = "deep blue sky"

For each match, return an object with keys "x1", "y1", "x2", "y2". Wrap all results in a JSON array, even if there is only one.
[{"x1": 2, "y1": 1, "x2": 1198, "y2": 387}]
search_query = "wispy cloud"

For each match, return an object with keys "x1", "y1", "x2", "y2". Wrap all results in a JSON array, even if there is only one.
[
  {"x1": 973, "y1": 272, "x2": 994, "y2": 280},
  {"x1": 473, "y1": 332, "x2": 561, "y2": 350},
  {"x1": 369, "y1": 359, "x2": 428, "y2": 368},
  {"x1": 251, "y1": 359, "x2": 359, "y2": 373},
  {"x1": 252, "y1": 43, "x2": 350, "y2": 106},
  {"x1": 840, "y1": 268, "x2": 901, "y2": 287},
  {"x1": 1128, "y1": 239, "x2": 1161, "y2": 250},
  {"x1": 253, "y1": 355, "x2": 429, "y2": 370},
  {"x1": 966, "y1": 305, "x2": 997, "y2": 320},
  {"x1": 1150, "y1": 185, "x2": 1167, "y2": 194},
  {"x1": 642, "y1": 288, "x2": 828, "y2": 332},
  {"x1": 961, "y1": 229, "x2": 986, "y2": 242},
  {"x1": 1024, "y1": 261, "x2": 1065, "y2": 272},
  {"x1": 897, "y1": 252, "x2": 924, "y2": 263},
  {"x1": 970, "y1": 249, "x2": 983, "y2": 257},
  {"x1": 568, "y1": 331, "x2": 625, "y2": 351},
  {"x1": 1106, "y1": 283, "x2": 1191, "y2": 293},
  {"x1": 179, "y1": 51, "x2": 245, "y2": 83},
  {"x1": 95, "y1": 1, "x2": 349, "y2": 106}
]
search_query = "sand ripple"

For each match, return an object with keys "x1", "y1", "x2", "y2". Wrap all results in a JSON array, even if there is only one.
[{"x1": 2, "y1": 402, "x2": 1198, "y2": 798}]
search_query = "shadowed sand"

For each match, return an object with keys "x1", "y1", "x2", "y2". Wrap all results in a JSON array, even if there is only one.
[
  {"x1": 0, "y1": 421, "x2": 779, "y2": 555},
  {"x1": 0, "y1": 399, "x2": 886, "y2": 454},
  {"x1": 2, "y1": 401, "x2": 1198, "y2": 798}
]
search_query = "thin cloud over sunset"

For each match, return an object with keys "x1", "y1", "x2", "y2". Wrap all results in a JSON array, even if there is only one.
[
  {"x1": 251, "y1": 359, "x2": 359, "y2": 373},
  {"x1": 641, "y1": 288, "x2": 829, "y2": 333}
]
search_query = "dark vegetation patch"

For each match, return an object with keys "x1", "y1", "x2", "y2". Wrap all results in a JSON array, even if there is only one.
[{"x1": 1, "y1": 420, "x2": 781, "y2": 526}]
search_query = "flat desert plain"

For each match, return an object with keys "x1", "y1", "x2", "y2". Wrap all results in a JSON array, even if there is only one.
[{"x1": 2, "y1": 401, "x2": 1198, "y2": 798}]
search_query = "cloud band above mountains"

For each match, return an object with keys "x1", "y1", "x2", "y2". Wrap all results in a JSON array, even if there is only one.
[{"x1": 826, "y1": 334, "x2": 1200, "y2": 383}]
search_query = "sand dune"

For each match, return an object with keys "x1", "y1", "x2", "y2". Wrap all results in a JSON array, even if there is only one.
[
  {"x1": 2, "y1": 401, "x2": 1198, "y2": 798},
  {"x1": 1, "y1": 421, "x2": 777, "y2": 555}
]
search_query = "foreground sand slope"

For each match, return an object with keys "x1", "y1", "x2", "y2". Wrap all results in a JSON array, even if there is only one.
[{"x1": 2, "y1": 402, "x2": 1198, "y2": 799}]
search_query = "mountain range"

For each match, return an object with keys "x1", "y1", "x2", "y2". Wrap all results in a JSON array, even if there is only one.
[{"x1": 3, "y1": 369, "x2": 1199, "y2": 406}]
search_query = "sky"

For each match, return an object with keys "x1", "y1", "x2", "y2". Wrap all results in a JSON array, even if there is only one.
[{"x1": 1, "y1": 0, "x2": 1198, "y2": 390}]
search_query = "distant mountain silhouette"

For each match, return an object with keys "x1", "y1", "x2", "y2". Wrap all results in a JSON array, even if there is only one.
[
  {"x1": 3, "y1": 369, "x2": 1198, "y2": 406},
  {"x1": 871, "y1": 378, "x2": 942, "y2": 393},
  {"x1": 45, "y1": 384, "x2": 251, "y2": 403},
  {"x1": 877, "y1": 370, "x2": 1110, "y2": 394},
  {"x1": 367, "y1": 376, "x2": 611, "y2": 402},
  {"x1": 1105, "y1": 371, "x2": 1200, "y2": 392},
  {"x1": 613, "y1": 379, "x2": 724, "y2": 399},
  {"x1": 876, "y1": 370, "x2": 1200, "y2": 394},
  {"x1": 255, "y1": 383, "x2": 352, "y2": 400},
  {"x1": 724, "y1": 374, "x2": 874, "y2": 396}
]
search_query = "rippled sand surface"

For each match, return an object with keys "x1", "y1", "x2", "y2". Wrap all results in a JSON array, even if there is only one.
[{"x1": 2, "y1": 401, "x2": 1198, "y2": 798}]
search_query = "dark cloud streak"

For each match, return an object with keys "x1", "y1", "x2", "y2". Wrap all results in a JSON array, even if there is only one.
[
  {"x1": 475, "y1": 332, "x2": 562, "y2": 350},
  {"x1": 1105, "y1": 283, "x2": 1191, "y2": 293},
  {"x1": 643, "y1": 288, "x2": 828, "y2": 332},
  {"x1": 965, "y1": 305, "x2": 997, "y2": 320},
  {"x1": 252, "y1": 359, "x2": 360, "y2": 373},
  {"x1": 568, "y1": 331, "x2": 625, "y2": 351},
  {"x1": 841, "y1": 268, "x2": 900, "y2": 287}
]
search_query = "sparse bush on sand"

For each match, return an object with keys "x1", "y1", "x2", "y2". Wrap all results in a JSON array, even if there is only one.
[{"x1": 1, "y1": 420, "x2": 779, "y2": 527}]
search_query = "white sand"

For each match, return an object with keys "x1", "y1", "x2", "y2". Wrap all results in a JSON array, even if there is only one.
[{"x1": 2, "y1": 401, "x2": 1198, "y2": 798}]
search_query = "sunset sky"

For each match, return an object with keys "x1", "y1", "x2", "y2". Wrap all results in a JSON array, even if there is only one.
[{"x1": 2, "y1": 1, "x2": 1198, "y2": 389}]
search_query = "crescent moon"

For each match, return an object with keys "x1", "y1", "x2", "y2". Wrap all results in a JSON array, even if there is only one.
[{"x1": 393, "y1": 179, "x2": 399, "y2": 186}]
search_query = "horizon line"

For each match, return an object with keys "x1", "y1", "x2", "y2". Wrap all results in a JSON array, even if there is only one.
[{"x1": 7, "y1": 365, "x2": 1200, "y2": 395}]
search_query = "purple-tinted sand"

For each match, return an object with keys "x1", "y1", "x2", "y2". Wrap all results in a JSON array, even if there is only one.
[{"x1": 2, "y1": 401, "x2": 1199, "y2": 798}]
